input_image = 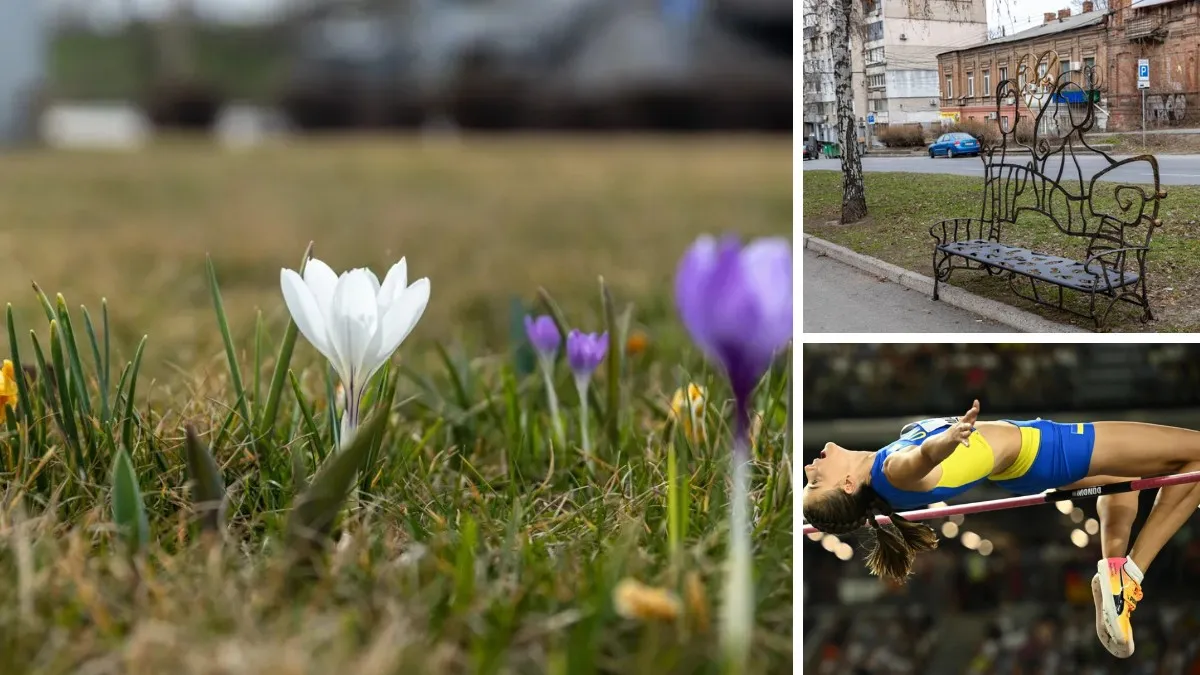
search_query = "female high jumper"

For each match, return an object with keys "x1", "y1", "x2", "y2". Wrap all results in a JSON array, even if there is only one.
[{"x1": 801, "y1": 399, "x2": 1200, "y2": 659}]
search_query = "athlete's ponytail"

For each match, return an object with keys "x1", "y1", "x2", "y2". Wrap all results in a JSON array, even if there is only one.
[{"x1": 804, "y1": 485, "x2": 938, "y2": 584}]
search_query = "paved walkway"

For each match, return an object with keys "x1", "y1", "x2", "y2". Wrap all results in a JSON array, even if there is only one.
[
  {"x1": 803, "y1": 153, "x2": 1200, "y2": 185},
  {"x1": 803, "y1": 249, "x2": 1008, "y2": 332}
]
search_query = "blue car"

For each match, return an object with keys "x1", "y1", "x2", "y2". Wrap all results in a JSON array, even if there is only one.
[{"x1": 929, "y1": 132, "x2": 980, "y2": 158}]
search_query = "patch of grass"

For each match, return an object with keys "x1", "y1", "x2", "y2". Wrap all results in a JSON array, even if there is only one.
[
  {"x1": 1091, "y1": 133, "x2": 1200, "y2": 156},
  {"x1": 803, "y1": 170, "x2": 1200, "y2": 331},
  {"x1": 0, "y1": 137, "x2": 793, "y2": 674}
]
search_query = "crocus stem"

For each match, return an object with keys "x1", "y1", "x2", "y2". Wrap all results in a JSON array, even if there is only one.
[
  {"x1": 539, "y1": 356, "x2": 566, "y2": 448},
  {"x1": 721, "y1": 418, "x2": 753, "y2": 675},
  {"x1": 575, "y1": 374, "x2": 592, "y2": 471},
  {"x1": 339, "y1": 385, "x2": 360, "y2": 448}
]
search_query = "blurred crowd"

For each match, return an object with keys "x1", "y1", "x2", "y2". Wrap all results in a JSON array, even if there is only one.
[
  {"x1": 803, "y1": 344, "x2": 1200, "y2": 419},
  {"x1": 804, "y1": 518, "x2": 1200, "y2": 674}
]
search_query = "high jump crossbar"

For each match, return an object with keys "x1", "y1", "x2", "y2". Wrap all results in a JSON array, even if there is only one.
[{"x1": 800, "y1": 468, "x2": 1200, "y2": 536}]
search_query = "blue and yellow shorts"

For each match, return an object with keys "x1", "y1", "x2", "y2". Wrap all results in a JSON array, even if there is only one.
[{"x1": 988, "y1": 419, "x2": 1096, "y2": 495}]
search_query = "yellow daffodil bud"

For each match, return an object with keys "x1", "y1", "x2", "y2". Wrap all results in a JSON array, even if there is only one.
[
  {"x1": 613, "y1": 578, "x2": 681, "y2": 622},
  {"x1": 0, "y1": 360, "x2": 18, "y2": 422},
  {"x1": 669, "y1": 383, "x2": 707, "y2": 444}
]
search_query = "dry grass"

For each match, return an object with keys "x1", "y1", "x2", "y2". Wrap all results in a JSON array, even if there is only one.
[
  {"x1": 0, "y1": 135, "x2": 794, "y2": 675},
  {"x1": 0, "y1": 136, "x2": 790, "y2": 371}
]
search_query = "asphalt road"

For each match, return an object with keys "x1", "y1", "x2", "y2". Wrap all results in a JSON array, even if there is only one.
[
  {"x1": 803, "y1": 249, "x2": 1009, "y2": 332},
  {"x1": 802, "y1": 153, "x2": 1200, "y2": 185}
]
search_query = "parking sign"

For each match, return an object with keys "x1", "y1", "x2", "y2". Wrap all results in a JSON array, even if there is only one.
[
  {"x1": 1138, "y1": 59, "x2": 1150, "y2": 89},
  {"x1": 867, "y1": 113, "x2": 876, "y2": 125}
]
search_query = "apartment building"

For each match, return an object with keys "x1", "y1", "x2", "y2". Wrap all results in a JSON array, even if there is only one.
[
  {"x1": 802, "y1": 0, "x2": 987, "y2": 142},
  {"x1": 936, "y1": 0, "x2": 1200, "y2": 133}
]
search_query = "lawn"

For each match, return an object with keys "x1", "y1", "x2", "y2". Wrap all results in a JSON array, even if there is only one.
[
  {"x1": 0, "y1": 136, "x2": 794, "y2": 674},
  {"x1": 803, "y1": 170, "x2": 1200, "y2": 332}
]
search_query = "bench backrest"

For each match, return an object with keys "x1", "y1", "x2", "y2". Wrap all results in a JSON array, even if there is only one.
[{"x1": 976, "y1": 51, "x2": 1165, "y2": 263}]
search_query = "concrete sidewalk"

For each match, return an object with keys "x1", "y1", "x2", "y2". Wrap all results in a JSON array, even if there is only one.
[{"x1": 802, "y1": 235, "x2": 1089, "y2": 334}]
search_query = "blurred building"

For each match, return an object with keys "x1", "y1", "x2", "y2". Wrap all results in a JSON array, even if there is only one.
[
  {"x1": 802, "y1": 0, "x2": 987, "y2": 142},
  {"x1": 0, "y1": 1, "x2": 48, "y2": 146}
]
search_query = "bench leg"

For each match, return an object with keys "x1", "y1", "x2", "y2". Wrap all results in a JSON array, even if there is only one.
[{"x1": 933, "y1": 273, "x2": 940, "y2": 301}]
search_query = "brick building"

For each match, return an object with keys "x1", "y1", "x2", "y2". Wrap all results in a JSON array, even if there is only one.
[{"x1": 936, "y1": 0, "x2": 1200, "y2": 132}]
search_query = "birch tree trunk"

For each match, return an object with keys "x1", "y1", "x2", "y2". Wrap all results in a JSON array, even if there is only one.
[{"x1": 832, "y1": 0, "x2": 868, "y2": 223}]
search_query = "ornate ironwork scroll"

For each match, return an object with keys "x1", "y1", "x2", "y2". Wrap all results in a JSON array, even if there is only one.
[{"x1": 930, "y1": 49, "x2": 1167, "y2": 328}]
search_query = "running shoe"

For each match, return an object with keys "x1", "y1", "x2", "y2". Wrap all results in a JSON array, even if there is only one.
[
  {"x1": 1091, "y1": 573, "x2": 1132, "y2": 658},
  {"x1": 1097, "y1": 558, "x2": 1143, "y2": 658}
]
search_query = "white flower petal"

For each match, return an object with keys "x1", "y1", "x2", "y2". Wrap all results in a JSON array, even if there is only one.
[
  {"x1": 303, "y1": 258, "x2": 339, "y2": 323},
  {"x1": 280, "y1": 269, "x2": 336, "y2": 364},
  {"x1": 377, "y1": 258, "x2": 408, "y2": 309},
  {"x1": 363, "y1": 268, "x2": 381, "y2": 296},
  {"x1": 373, "y1": 277, "x2": 430, "y2": 367},
  {"x1": 329, "y1": 269, "x2": 381, "y2": 389}
]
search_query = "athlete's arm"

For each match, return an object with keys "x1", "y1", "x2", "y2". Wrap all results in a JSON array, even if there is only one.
[{"x1": 886, "y1": 400, "x2": 981, "y2": 489}]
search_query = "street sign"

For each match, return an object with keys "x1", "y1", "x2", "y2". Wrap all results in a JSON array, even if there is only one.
[
  {"x1": 866, "y1": 113, "x2": 876, "y2": 125},
  {"x1": 1138, "y1": 59, "x2": 1150, "y2": 89}
]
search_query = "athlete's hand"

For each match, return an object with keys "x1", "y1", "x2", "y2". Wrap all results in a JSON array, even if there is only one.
[{"x1": 949, "y1": 399, "x2": 981, "y2": 447}]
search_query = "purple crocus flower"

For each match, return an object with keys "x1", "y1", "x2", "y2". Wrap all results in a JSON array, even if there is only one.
[
  {"x1": 566, "y1": 330, "x2": 608, "y2": 378},
  {"x1": 674, "y1": 234, "x2": 791, "y2": 671},
  {"x1": 675, "y1": 235, "x2": 792, "y2": 430},
  {"x1": 525, "y1": 315, "x2": 561, "y2": 357}
]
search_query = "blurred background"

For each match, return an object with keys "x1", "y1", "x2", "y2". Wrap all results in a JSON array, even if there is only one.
[
  {"x1": 1, "y1": 0, "x2": 790, "y2": 147},
  {"x1": 803, "y1": 344, "x2": 1200, "y2": 675},
  {"x1": 0, "y1": 0, "x2": 791, "y2": 378}
]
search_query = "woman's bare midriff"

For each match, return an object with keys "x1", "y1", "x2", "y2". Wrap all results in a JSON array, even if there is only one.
[{"x1": 977, "y1": 421, "x2": 1024, "y2": 474}]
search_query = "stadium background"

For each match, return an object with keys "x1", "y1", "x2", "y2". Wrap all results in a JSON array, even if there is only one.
[{"x1": 803, "y1": 344, "x2": 1200, "y2": 675}]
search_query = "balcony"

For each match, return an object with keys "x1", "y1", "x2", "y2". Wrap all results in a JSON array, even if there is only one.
[{"x1": 1126, "y1": 15, "x2": 1166, "y2": 41}]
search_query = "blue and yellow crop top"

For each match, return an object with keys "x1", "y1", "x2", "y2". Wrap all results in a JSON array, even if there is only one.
[{"x1": 868, "y1": 417, "x2": 1003, "y2": 510}]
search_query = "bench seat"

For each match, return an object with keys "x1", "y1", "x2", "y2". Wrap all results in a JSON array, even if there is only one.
[{"x1": 937, "y1": 239, "x2": 1139, "y2": 292}]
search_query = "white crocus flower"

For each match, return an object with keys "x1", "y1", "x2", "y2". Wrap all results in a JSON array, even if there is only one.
[{"x1": 281, "y1": 257, "x2": 430, "y2": 444}]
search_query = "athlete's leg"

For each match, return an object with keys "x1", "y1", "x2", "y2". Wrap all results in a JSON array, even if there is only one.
[
  {"x1": 1085, "y1": 424, "x2": 1200, "y2": 658},
  {"x1": 1094, "y1": 491, "x2": 1140, "y2": 657}
]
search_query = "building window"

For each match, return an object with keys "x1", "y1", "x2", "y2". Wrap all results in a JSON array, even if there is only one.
[
  {"x1": 1061, "y1": 61, "x2": 1071, "y2": 79},
  {"x1": 867, "y1": 21, "x2": 883, "y2": 41},
  {"x1": 1084, "y1": 57, "x2": 1096, "y2": 88},
  {"x1": 999, "y1": 66, "x2": 1008, "y2": 82},
  {"x1": 868, "y1": 74, "x2": 886, "y2": 89},
  {"x1": 983, "y1": 70, "x2": 991, "y2": 97},
  {"x1": 945, "y1": 73, "x2": 953, "y2": 99},
  {"x1": 967, "y1": 72, "x2": 975, "y2": 97},
  {"x1": 1001, "y1": 116, "x2": 1010, "y2": 132},
  {"x1": 867, "y1": 47, "x2": 885, "y2": 65}
]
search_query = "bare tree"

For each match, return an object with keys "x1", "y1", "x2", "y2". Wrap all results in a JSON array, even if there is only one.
[{"x1": 830, "y1": 0, "x2": 867, "y2": 223}]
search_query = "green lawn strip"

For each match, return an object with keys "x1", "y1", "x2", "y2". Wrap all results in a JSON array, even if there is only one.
[{"x1": 803, "y1": 170, "x2": 1200, "y2": 332}]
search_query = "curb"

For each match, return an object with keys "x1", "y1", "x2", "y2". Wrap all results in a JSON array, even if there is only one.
[{"x1": 802, "y1": 235, "x2": 1089, "y2": 334}]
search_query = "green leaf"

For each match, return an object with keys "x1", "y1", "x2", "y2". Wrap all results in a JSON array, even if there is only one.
[
  {"x1": 184, "y1": 424, "x2": 227, "y2": 533},
  {"x1": 49, "y1": 321, "x2": 85, "y2": 473},
  {"x1": 80, "y1": 305, "x2": 109, "y2": 422},
  {"x1": 6, "y1": 305, "x2": 35, "y2": 428},
  {"x1": 121, "y1": 336, "x2": 148, "y2": 452},
  {"x1": 54, "y1": 294, "x2": 92, "y2": 419},
  {"x1": 259, "y1": 242, "x2": 312, "y2": 439},
  {"x1": 111, "y1": 446, "x2": 149, "y2": 553},
  {"x1": 452, "y1": 514, "x2": 479, "y2": 613},
  {"x1": 206, "y1": 255, "x2": 255, "y2": 447},
  {"x1": 599, "y1": 278, "x2": 623, "y2": 451},
  {"x1": 284, "y1": 411, "x2": 389, "y2": 570}
]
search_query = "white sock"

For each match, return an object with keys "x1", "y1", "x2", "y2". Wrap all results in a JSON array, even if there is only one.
[{"x1": 1123, "y1": 558, "x2": 1145, "y2": 584}]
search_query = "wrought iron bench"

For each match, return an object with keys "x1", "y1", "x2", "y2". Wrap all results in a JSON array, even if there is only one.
[{"x1": 930, "y1": 52, "x2": 1167, "y2": 329}]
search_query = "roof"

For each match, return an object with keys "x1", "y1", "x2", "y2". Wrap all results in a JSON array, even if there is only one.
[
  {"x1": 1130, "y1": 0, "x2": 1187, "y2": 8},
  {"x1": 938, "y1": 11, "x2": 1106, "y2": 56}
]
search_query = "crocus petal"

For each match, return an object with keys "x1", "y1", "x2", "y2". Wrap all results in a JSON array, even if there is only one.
[
  {"x1": 281, "y1": 269, "x2": 337, "y2": 365},
  {"x1": 363, "y1": 268, "x2": 381, "y2": 297},
  {"x1": 740, "y1": 238, "x2": 793, "y2": 355},
  {"x1": 377, "y1": 258, "x2": 408, "y2": 309},
  {"x1": 674, "y1": 236, "x2": 719, "y2": 353},
  {"x1": 303, "y1": 258, "x2": 339, "y2": 323},
  {"x1": 328, "y1": 269, "x2": 381, "y2": 389},
  {"x1": 373, "y1": 278, "x2": 430, "y2": 370}
]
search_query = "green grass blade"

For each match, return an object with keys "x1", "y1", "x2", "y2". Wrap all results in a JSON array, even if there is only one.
[
  {"x1": 205, "y1": 255, "x2": 255, "y2": 445},
  {"x1": 30, "y1": 282, "x2": 56, "y2": 324},
  {"x1": 259, "y1": 242, "x2": 312, "y2": 438},
  {"x1": 80, "y1": 306, "x2": 109, "y2": 422},
  {"x1": 54, "y1": 295, "x2": 92, "y2": 419},
  {"x1": 6, "y1": 305, "x2": 35, "y2": 427},
  {"x1": 111, "y1": 446, "x2": 149, "y2": 554},
  {"x1": 102, "y1": 298, "x2": 111, "y2": 413},
  {"x1": 288, "y1": 370, "x2": 322, "y2": 448},
  {"x1": 599, "y1": 278, "x2": 622, "y2": 451},
  {"x1": 253, "y1": 309, "x2": 264, "y2": 424},
  {"x1": 121, "y1": 336, "x2": 148, "y2": 451},
  {"x1": 49, "y1": 321, "x2": 85, "y2": 471},
  {"x1": 452, "y1": 514, "x2": 478, "y2": 613},
  {"x1": 284, "y1": 411, "x2": 389, "y2": 571},
  {"x1": 184, "y1": 424, "x2": 227, "y2": 533}
]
